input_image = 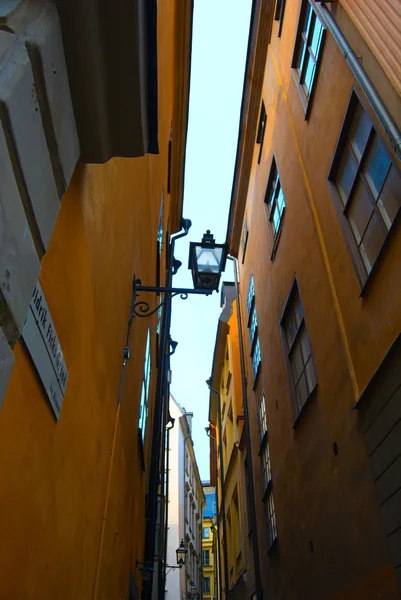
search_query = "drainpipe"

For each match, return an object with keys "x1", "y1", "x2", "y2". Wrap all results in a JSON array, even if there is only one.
[
  {"x1": 227, "y1": 256, "x2": 262, "y2": 600},
  {"x1": 206, "y1": 381, "x2": 229, "y2": 600},
  {"x1": 142, "y1": 219, "x2": 192, "y2": 600},
  {"x1": 183, "y1": 430, "x2": 192, "y2": 599},
  {"x1": 316, "y1": 2, "x2": 401, "y2": 159},
  {"x1": 162, "y1": 410, "x2": 176, "y2": 594},
  {"x1": 206, "y1": 427, "x2": 221, "y2": 600}
]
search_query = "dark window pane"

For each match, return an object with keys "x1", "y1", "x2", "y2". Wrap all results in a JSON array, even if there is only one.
[
  {"x1": 310, "y1": 16, "x2": 323, "y2": 59},
  {"x1": 277, "y1": 187, "x2": 285, "y2": 215},
  {"x1": 302, "y1": 4, "x2": 313, "y2": 35},
  {"x1": 360, "y1": 211, "x2": 387, "y2": 272},
  {"x1": 297, "y1": 39, "x2": 307, "y2": 72},
  {"x1": 349, "y1": 103, "x2": 371, "y2": 160},
  {"x1": 303, "y1": 54, "x2": 315, "y2": 97},
  {"x1": 285, "y1": 310, "x2": 298, "y2": 348},
  {"x1": 305, "y1": 356, "x2": 317, "y2": 392},
  {"x1": 336, "y1": 143, "x2": 358, "y2": 205},
  {"x1": 294, "y1": 294, "x2": 303, "y2": 327},
  {"x1": 377, "y1": 166, "x2": 401, "y2": 229},
  {"x1": 290, "y1": 342, "x2": 304, "y2": 382},
  {"x1": 364, "y1": 135, "x2": 391, "y2": 199},
  {"x1": 296, "y1": 372, "x2": 309, "y2": 411},
  {"x1": 299, "y1": 326, "x2": 311, "y2": 363},
  {"x1": 347, "y1": 179, "x2": 374, "y2": 244}
]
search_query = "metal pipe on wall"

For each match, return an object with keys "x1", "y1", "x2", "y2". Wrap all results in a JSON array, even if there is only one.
[
  {"x1": 206, "y1": 428, "x2": 221, "y2": 600},
  {"x1": 316, "y1": 1, "x2": 401, "y2": 159},
  {"x1": 206, "y1": 383, "x2": 229, "y2": 600},
  {"x1": 227, "y1": 255, "x2": 263, "y2": 600}
]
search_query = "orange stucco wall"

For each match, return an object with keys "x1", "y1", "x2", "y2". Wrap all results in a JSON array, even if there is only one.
[
  {"x1": 231, "y1": 0, "x2": 401, "y2": 598},
  {"x1": 0, "y1": 1, "x2": 181, "y2": 598}
]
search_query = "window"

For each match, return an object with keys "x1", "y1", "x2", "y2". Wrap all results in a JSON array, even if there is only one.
[
  {"x1": 247, "y1": 276, "x2": 261, "y2": 384},
  {"x1": 264, "y1": 490, "x2": 277, "y2": 550},
  {"x1": 203, "y1": 576, "x2": 211, "y2": 595},
  {"x1": 247, "y1": 274, "x2": 255, "y2": 314},
  {"x1": 256, "y1": 101, "x2": 267, "y2": 164},
  {"x1": 281, "y1": 281, "x2": 317, "y2": 419},
  {"x1": 258, "y1": 393, "x2": 267, "y2": 442},
  {"x1": 138, "y1": 328, "x2": 151, "y2": 445},
  {"x1": 329, "y1": 92, "x2": 401, "y2": 285},
  {"x1": 241, "y1": 216, "x2": 249, "y2": 263},
  {"x1": 292, "y1": 0, "x2": 325, "y2": 116},
  {"x1": 258, "y1": 393, "x2": 272, "y2": 492},
  {"x1": 261, "y1": 441, "x2": 272, "y2": 492},
  {"x1": 203, "y1": 549, "x2": 210, "y2": 565},
  {"x1": 275, "y1": 0, "x2": 286, "y2": 37},
  {"x1": 203, "y1": 527, "x2": 210, "y2": 538},
  {"x1": 265, "y1": 158, "x2": 286, "y2": 257}
]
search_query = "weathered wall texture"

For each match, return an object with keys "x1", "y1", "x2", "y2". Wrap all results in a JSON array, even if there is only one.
[
  {"x1": 228, "y1": 0, "x2": 401, "y2": 598},
  {"x1": 0, "y1": 0, "x2": 183, "y2": 598},
  {"x1": 338, "y1": 0, "x2": 401, "y2": 95}
]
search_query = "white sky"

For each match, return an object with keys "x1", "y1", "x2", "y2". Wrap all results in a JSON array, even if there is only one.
[{"x1": 170, "y1": 0, "x2": 252, "y2": 480}]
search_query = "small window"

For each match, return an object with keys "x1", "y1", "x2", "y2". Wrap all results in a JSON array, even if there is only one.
[
  {"x1": 281, "y1": 281, "x2": 317, "y2": 420},
  {"x1": 275, "y1": 0, "x2": 287, "y2": 37},
  {"x1": 256, "y1": 101, "x2": 267, "y2": 164},
  {"x1": 203, "y1": 576, "x2": 211, "y2": 595},
  {"x1": 241, "y1": 216, "x2": 249, "y2": 263},
  {"x1": 265, "y1": 158, "x2": 286, "y2": 258},
  {"x1": 203, "y1": 549, "x2": 210, "y2": 565},
  {"x1": 292, "y1": 0, "x2": 325, "y2": 117},
  {"x1": 247, "y1": 276, "x2": 261, "y2": 385},
  {"x1": 258, "y1": 393, "x2": 267, "y2": 442},
  {"x1": 329, "y1": 91, "x2": 401, "y2": 286},
  {"x1": 264, "y1": 490, "x2": 277, "y2": 550},
  {"x1": 138, "y1": 328, "x2": 151, "y2": 445},
  {"x1": 247, "y1": 274, "x2": 255, "y2": 314},
  {"x1": 252, "y1": 338, "x2": 261, "y2": 381},
  {"x1": 202, "y1": 527, "x2": 210, "y2": 539},
  {"x1": 261, "y1": 441, "x2": 272, "y2": 492}
]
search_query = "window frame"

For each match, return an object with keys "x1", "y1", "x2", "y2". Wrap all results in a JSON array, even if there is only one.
[
  {"x1": 203, "y1": 576, "x2": 211, "y2": 595},
  {"x1": 264, "y1": 489, "x2": 278, "y2": 552},
  {"x1": 264, "y1": 157, "x2": 286, "y2": 259},
  {"x1": 275, "y1": 0, "x2": 287, "y2": 38},
  {"x1": 202, "y1": 549, "x2": 210, "y2": 566},
  {"x1": 291, "y1": 0, "x2": 326, "y2": 119},
  {"x1": 138, "y1": 328, "x2": 152, "y2": 466},
  {"x1": 328, "y1": 88, "x2": 401, "y2": 291},
  {"x1": 280, "y1": 278, "x2": 317, "y2": 423},
  {"x1": 241, "y1": 216, "x2": 249, "y2": 264},
  {"x1": 256, "y1": 100, "x2": 267, "y2": 165},
  {"x1": 247, "y1": 275, "x2": 261, "y2": 387}
]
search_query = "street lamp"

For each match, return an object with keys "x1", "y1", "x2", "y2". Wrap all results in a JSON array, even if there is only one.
[
  {"x1": 176, "y1": 539, "x2": 187, "y2": 568},
  {"x1": 189, "y1": 230, "x2": 227, "y2": 291},
  {"x1": 131, "y1": 228, "x2": 227, "y2": 319}
]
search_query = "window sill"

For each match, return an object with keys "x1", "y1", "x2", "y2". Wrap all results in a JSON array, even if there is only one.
[{"x1": 292, "y1": 383, "x2": 318, "y2": 429}]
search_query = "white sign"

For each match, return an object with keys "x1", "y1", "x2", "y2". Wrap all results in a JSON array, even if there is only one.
[{"x1": 22, "y1": 282, "x2": 68, "y2": 419}]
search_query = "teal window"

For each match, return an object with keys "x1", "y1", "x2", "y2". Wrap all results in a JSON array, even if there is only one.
[
  {"x1": 248, "y1": 276, "x2": 261, "y2": 385},
  {"x1": 202, "y1": 527, "x2": 210, "y2": 538},
  {"x1": 265, "y1": 158, "x2": 286, "y2": 252},
  {"x1": 138, "y1": 328, "x2": 151, "y2": 444},
  {"x1": 292, "y1": 0, "x2": 325, "y2": 116},
  {"x1": 265, "y1": 490, "x2": 277, "y2": 551},
  {"x1": 203, "y1": 576, "x2": 211, "y2": 595}
]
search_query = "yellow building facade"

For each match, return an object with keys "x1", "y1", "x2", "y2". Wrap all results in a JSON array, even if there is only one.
[
  {"x1": 202, "y1": 484, "x2": 218, "y2": 600},
  {"x1": 0, "y1": 1, "x2": 193, "y2": 599},
  {"x1": 209, "y1": 284, "x2": 251, "y2": 600}
]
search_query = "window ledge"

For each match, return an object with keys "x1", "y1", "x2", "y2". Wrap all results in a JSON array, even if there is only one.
[{"x1": 292, "y1": 384, "x2": 318, "y2": 429}]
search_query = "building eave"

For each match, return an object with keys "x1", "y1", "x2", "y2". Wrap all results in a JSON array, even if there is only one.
[
  {"x1": 170, "y1": 0, "x2": 194, "y2": 234},
  {"x1": 225, "y1": 0, "x2": 275, "y2": 256}
]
